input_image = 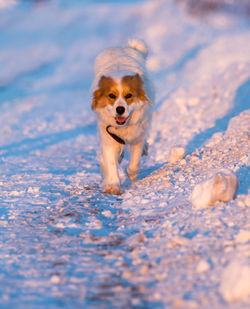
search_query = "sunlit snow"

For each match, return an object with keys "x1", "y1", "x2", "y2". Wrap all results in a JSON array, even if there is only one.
[{"x1": 0, "y1": 0, "x2": 249, "y2": 308}]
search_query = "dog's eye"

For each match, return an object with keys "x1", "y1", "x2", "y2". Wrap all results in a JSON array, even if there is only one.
[
  {"x1": 125, "y1": 93, "x2": 132, "y2": 99},
  {"x1": 108, "y1": 93, "x2": 117, "y2": 99}
]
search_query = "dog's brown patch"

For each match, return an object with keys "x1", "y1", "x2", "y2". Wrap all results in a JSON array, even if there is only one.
[
  {"x1": 121, "y1": 74, "x2": 149, "y2": 104},
  {"x1": 92, "y1": 74, "x2": 150, "y2": 110},
  {"x1": 92, "y1": 76, "x2": 118, "y2": 110}
]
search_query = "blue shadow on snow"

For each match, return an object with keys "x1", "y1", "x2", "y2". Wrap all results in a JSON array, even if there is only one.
[
  {"x1": 186, "y1": 77, "x2": 250, "y2": 153},
  {"x1": 0, "y1": 122, "x2": 96, "y2": 162}
]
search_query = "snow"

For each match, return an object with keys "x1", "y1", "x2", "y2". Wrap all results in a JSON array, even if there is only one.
[
  {"x1": 0, "y1": 0, "x2": 16, "y2": 8},
  {"x1": 235, "y1": 229, "x2": 250, "y2": 244},
  {"x1": 191, "y1": 170, "x2": 238, "y2": 209},
  {"x1": 0, "y1": 0, "x2": 250, "y2": 308},
  {"x1": 196, "y1": 260, "x2": 210, "y2": 273},
  {"x1": 168, "y1": 146, "x2": 186, "y2": 163},
  {"x1": 220, "y1": 260, "x2": 250, "y2": 302}
]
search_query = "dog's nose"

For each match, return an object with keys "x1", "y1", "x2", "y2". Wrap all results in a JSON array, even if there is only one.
[{"x1": 116, "y1": 106, "x2": 125, "y2": 115}]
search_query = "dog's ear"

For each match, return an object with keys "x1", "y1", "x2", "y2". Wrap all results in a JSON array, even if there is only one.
[
  {"x1": 91, "y1": 89, "x2": 101, "y2": 110},
  {"x1": 91, "y1": 76, "x2": 105, "y2": 110},
  {"x1": 92, "y1": 76, "x2": 113, "y2": 110}
]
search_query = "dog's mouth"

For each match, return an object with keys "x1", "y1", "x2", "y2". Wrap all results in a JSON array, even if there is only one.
[{"x1": 115, "y1": 116, "x2": 127, "y2": 125}]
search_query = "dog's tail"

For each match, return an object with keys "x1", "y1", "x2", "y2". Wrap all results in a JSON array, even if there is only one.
[{"x1": 128, "y1": 38, "x2": 148, "y2": 59}]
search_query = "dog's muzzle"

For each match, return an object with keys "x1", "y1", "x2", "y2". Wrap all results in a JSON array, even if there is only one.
[
  {"x1": 115, "y1": 106, "x2": 127, "y2": 125},
  {"x1": 115, "y1": 117, "x2": 127, "y2": 125}
]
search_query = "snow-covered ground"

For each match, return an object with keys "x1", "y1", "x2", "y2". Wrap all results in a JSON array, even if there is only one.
[{"x1": 0, "y1": 0, "x2": 249, "y2": 308}]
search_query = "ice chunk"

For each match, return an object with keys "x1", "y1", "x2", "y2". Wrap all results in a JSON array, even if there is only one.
[
  {"x1": 235, "y1": 230, "x2": 250, "y2": 244},
  {"x1": 50, "y1": 275, "x2": 60, "y2": 284},
  {"x1": 27, "y1": 187, "x2": 40, "y2": 194},
  {"x1": 191, "y1": 170, "x2": 238, "y2": 209},
  {"x1": 220, "y1": 260, "x2": 250, "y2": 302},
  {"x1": 188, "y1": 97, "x2": 200, "y2": 106},
  {"x1": 245, "y1": 194, "x2": 250, "y2": 207},
  {"x1": 169, "y1": 146, "x2": 186, "y2": 163},
  {"x1": 196, "y1": 259, "x2": 210, "y2": 273}
]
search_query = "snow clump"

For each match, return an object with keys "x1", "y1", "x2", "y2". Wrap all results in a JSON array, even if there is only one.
[
  {"x1": 235, "y1": 229, "x2": 250, "y2": 244},
  {"x1": 219, "y1": 260, "x2": 250, "y2": 302},
  {"x1": 191, "y1": 170, "x2": 238, "y2": 209},
  {"x1": 196, "y1": 259, "x2": 210, "y2": 273},
  {"x1": 168, "y1": 146, "x2": 186, "y2": 164}
]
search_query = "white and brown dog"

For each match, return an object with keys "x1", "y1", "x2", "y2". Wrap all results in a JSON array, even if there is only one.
[{"x1": 91, "y1": 39, "x2": 155, "y2": 195}]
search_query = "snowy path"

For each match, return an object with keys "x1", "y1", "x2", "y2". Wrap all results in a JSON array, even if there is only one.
[{"x1": 0, "y1": 1, "x2": 250, "y2": 308}]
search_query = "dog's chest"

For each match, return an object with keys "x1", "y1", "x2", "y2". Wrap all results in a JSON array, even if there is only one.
[{"x1": 114, "y1": 114, "x2": 149, "y2": 144}]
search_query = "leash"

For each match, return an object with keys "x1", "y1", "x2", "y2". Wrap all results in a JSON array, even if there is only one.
[{"x1": 106, "y1": 125, "x2": 125, "y2": 145}]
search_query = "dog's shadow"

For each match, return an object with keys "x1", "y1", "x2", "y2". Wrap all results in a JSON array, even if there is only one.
[
  {"x1": 137, "y1": 161, "x2": 165, "y2": 181},
  {"x1": 121, "y1": 157, "x2": 165, "y2": 190}
]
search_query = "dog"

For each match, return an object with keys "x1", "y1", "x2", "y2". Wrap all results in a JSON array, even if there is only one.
[{"x1": 91, "y1": 39, "x2": 155, "y2": 195}]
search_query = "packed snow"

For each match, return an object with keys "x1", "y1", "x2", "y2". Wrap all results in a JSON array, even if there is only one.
[
  {"x1": 219, "y1": 260, "x2": 250, "y2": 302},
  {"x1": 191, "y1": 170, "x2": 238, "y2": 209},
  {"x1": 168, "y1": 146, "x2": 186, "y2": 164},
  {"x1": 0, "y1": 0, "x2": 249, "y2": 308}
]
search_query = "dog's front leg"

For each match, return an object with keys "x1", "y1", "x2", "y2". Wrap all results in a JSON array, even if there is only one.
[
  {"x1": 126, "y1": 141, "x2": 144, "y2": 181},
  {"x1": 102, "y1": 144, "x2": 122, "y2": 195}
]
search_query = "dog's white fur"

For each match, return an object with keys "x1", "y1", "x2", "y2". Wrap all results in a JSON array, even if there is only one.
[{"x1": 91, "y1": 39, "x2": 155, "y2": 195}]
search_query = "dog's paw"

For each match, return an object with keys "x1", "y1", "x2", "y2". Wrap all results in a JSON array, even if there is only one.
[
  {"x1": 126, "y1": 167, "x2": 138, "y2": 181},
  {"x1": 105, "y1": 185, "x2": 122, "y2": 195}
]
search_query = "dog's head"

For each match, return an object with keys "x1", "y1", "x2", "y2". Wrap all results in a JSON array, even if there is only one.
[{"x1": 92, "y1": 73, "x2": 150, "y2": 126}]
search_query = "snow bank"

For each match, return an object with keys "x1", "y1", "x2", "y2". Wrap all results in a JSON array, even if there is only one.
[
  {"x1": 235, "y1": 229, "x2": 250, "y2": 243},
  {"x1": 220, "y1": 260, "x2": 250, "y2": 302},
  {"x1": 191, "y1": 170, "x2": 238, "y2": 209}
]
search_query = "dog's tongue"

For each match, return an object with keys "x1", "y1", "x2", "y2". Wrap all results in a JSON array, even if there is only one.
[{"x1": 116, "y1": 117, "x2": 126, "y2": 124}]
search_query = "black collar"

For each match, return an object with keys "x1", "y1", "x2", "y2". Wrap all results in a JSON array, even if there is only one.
[{"x1": 106, "y1": 125, "x2": 125, "y2": 145}]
